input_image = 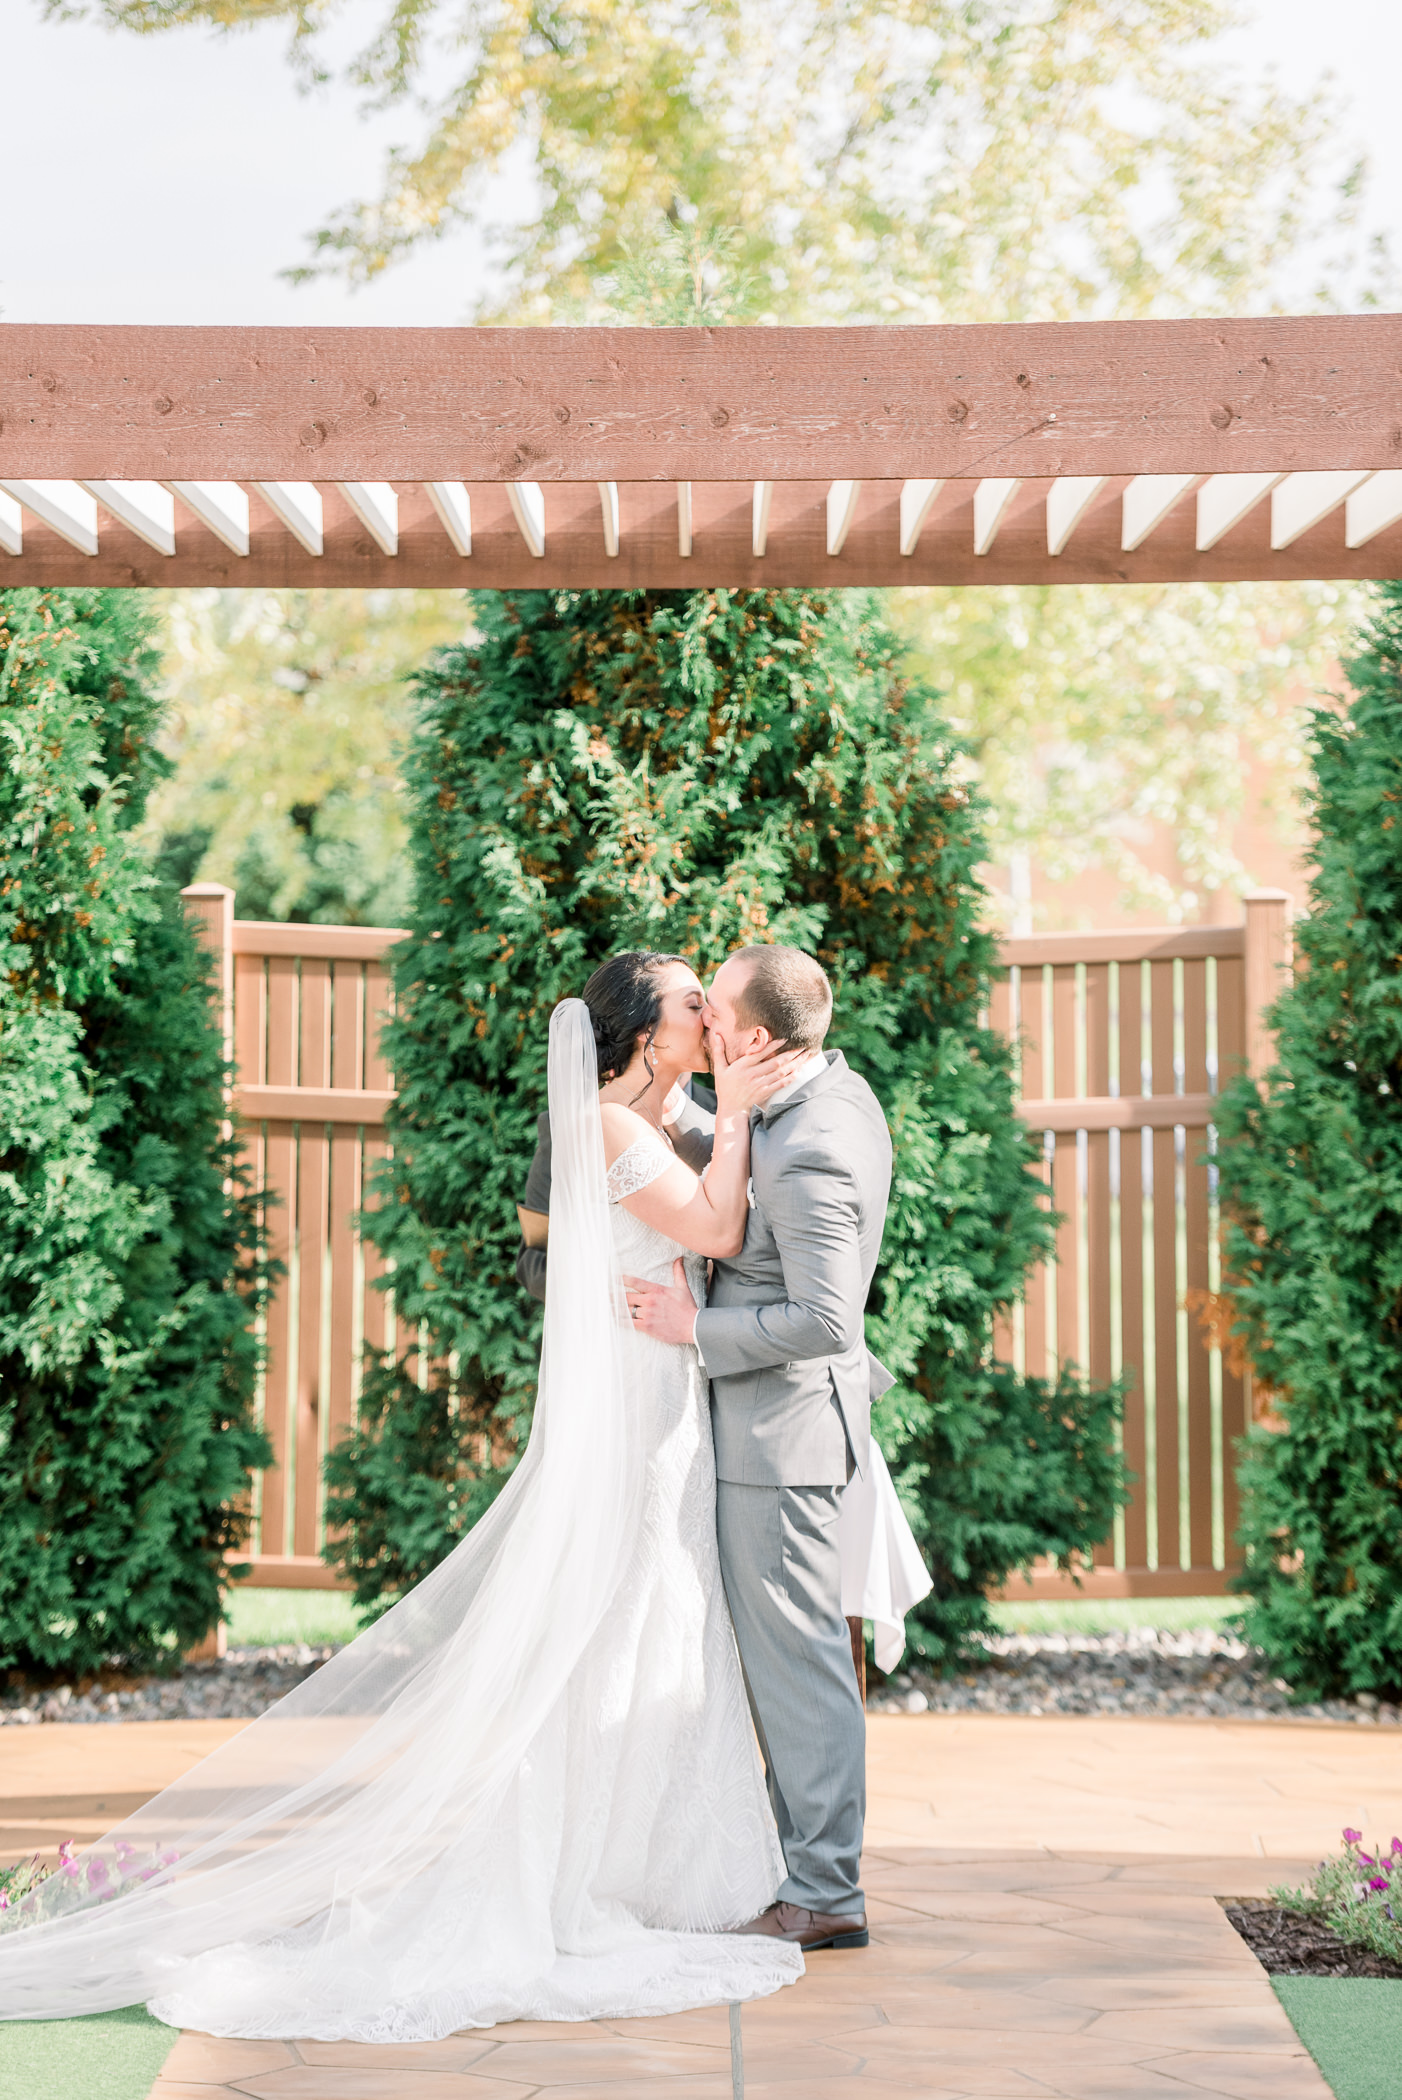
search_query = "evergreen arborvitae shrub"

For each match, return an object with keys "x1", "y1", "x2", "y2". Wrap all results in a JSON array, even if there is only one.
[
  {"x1": 0, "y1": 588, "x2": 269, "y2": 1678},
  {"x1": 328, "y1": 587, "x2": 1125, "y2": 1657},
  {"x1": 1216, "y1": 581, "x2": 1402, "y2": 1700}
]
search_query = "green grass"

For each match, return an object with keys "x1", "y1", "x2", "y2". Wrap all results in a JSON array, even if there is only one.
[
  {"x1": 1274, "y1": 1978, "x2": 1402, "y2": 2100},
  {"x1": 987, "y1": 1595, "x2": 1245, "y2": 1637},
  {"x1": 0, "y1": 2005, "x2": 177, "y2": 2100},
  {"x1": 224, "y1": 1587, "x2": 360, "y2": 1649},
  {"x1": 223, "y1": 1590, "x2": 1242, "y2": 1650}
]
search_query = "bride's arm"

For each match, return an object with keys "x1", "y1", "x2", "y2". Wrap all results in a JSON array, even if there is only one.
[{"x1": 601, "y1": 1043, "x2": 801, "y2": 1259}]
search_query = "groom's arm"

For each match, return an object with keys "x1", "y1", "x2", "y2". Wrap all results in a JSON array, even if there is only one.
[{"x1": 691, "y1": 1145, "x2": 864, "y2": 1377}]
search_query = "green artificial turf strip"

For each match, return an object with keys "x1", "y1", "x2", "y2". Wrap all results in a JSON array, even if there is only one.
[
  {"x1": 0, "y1": 2005, "x2": 177, "y2": 2100},
  {"x1": 1273, "y1": 1978, "x2": 1402, "y2": 2100},
  {"x1": 224, "y1": 1586, "x2": 359, "y2": 1649},
  {"x1": 224, "y1": 1589, "x2": 1245, "y2": 1652},
  {"x1": 987, "y1": 1595, "x2": 1244, "y2": 1636}
]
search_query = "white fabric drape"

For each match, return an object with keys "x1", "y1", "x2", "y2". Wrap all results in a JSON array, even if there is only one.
[
  {"x1": 839, "y1": 1442, "x2": 933, "y2": 1673},
  {"x1": 0, "y1": 1000, "x2": 799, "y2": 2035}
]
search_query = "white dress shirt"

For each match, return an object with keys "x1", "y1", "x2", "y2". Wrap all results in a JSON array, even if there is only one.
[{"x1": 763, "y1": 1047, "x2": 829, "y2": 1108}]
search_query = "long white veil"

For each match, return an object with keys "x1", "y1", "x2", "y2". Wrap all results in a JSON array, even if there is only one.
[{"x1": 0, "y1": 999, "x2": 773, "y2": 2032}]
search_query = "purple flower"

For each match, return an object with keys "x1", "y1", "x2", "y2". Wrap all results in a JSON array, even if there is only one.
[
  {"x1": 1368, "y1": 1876, "x2": 1390, "y2": 1891},
  {"x1": 57, "y1": 1840, "x2": 76, "y2": 1863},
  {"x1": 1343, "y1": 1828, "x2": 1363, "y2": 1845},
  {"x1": 0, "y1": 1893, "x2": 9, "y2": 1911},
  {"x1": 114, "y1": 1842, "x2": 135, "y2": 1863},
  {"x1": 1359, "y1": 1852, "x2": 1376, "y2": 1866},
  {"x1": 1392, "y1": 1838, "x2": 1402, "y2": 1855},
  {"x1": 86, "y1": 1858, "x2": 109, "y2": 1890}
]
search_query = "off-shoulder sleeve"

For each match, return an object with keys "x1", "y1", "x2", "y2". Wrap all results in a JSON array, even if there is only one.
[{"x1": 606, "y1": 1136, "x2": 675, "y2": 1203}]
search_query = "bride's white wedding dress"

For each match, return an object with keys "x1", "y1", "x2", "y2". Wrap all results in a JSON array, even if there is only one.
[{"x1": 0, "y1": 1002, "x2": 801, "y2": 2036}]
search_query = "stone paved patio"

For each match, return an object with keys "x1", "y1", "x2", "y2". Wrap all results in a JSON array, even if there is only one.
[{"x1": 6, "y1": 1712, "x2": 1401, "y2": 2097}]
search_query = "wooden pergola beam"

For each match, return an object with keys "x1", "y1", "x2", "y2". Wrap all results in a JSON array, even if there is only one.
[
  {"x1": 5, "y1": 317, "x2": 1402, "y2": 587},
  {"x1": 5, "y1": 316, "x2": 1402, "y2": 483},
  {"x1": 4, "y1": 473, "x2": 1402, "y2": 589}
]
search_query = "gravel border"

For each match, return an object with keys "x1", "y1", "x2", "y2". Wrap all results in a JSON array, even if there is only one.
[
  {"x1": 3, "y1": 1625, "x2": 1398, "y2": 1729},
  {"x1": 0, "y1": 1645, "x2": 337, "y2": 1725},
  {"x1": 867, "y1": 1628, "x2": 1402, "y2": 1726}
]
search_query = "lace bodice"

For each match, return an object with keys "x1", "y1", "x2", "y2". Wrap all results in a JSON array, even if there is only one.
[
  {"x1": 606, "y1": 1135, "x2": 707, "y2": 1306},
  {"x1": 606, "y1": 1132, "x2": 675, "y2": 1202}
]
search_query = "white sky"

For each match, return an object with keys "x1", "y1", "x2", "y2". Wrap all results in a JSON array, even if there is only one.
[{"x1": 5, "y1": 0, "x2": 1399, "y2": 326}]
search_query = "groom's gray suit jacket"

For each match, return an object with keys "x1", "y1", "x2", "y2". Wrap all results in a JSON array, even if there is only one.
[{"x1": 694, "y1": 1051, "x2": 894, "y2": 1489}]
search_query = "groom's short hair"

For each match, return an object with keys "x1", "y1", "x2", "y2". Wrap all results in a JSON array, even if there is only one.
[{"x1": 732, "y1": 945, "x2": 833, "y2": 1052}]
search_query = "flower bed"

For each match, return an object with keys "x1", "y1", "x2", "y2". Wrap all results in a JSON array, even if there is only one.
[
  {"x1": 1224, "y1": 1830, "x2": 1402, "y2": 1979},
  {"x1": 1224, "y1": 1898, "x2": 1402, "y2": 1979}
]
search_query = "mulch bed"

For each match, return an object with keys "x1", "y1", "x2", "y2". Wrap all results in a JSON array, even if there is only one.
[{"x1": 1222, "y1": 1896, "x2": 1402, "y2": 1979}]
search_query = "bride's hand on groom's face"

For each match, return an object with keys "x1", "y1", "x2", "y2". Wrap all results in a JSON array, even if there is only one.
[
  {"x1": 622, "y1": 1261, "x2": 698, "y2": 1346},
  {"x1": 709, "y1": 1032, "x2": 807, "y2": 1114}
]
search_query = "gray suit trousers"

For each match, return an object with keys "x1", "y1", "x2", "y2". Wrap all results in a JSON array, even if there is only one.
[{"x1": 716, "y1": 1480, "x2": 866, "y2": 1916}]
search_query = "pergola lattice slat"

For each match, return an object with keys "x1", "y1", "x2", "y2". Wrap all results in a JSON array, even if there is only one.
[{"x1": 4, "y1": 316, "x2": 1402, "y2": 587}]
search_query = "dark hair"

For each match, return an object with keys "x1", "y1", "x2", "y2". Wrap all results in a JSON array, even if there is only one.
[
  {"x1": 581, "y1": 950, "x2": 689, "y2": 1102},
  {"x1": 732, "y1": 944, "x2": 833, "y2": 1053}
]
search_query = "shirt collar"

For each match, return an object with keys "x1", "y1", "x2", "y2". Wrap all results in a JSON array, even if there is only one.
[{"x1": 766, "y1": 1047, "x2": 830, "y2": 1107}]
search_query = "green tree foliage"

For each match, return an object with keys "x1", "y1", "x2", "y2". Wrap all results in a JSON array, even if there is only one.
[
  {"x1": 0, "y1": 588, "x2": 269, "y2": 1678},
  {"x1": 63, "y1": 1, "x2": 1360, "y2": 323},
  {"x1": 1215, "y1": 582, "x2": 1402, "y2": 1700},
  {"x1": 890, "y1": 578, "x2": 1364, "y2": 923},
  {"x1": 324, "y1": 585, "x2": 1126, "y2": 1655},
  {"x1": 142, "y1": 588, "x2": 472, "y2": 924},
  {"x1": 134, "y1": 532, "x2": 1356, "y2": 940}
]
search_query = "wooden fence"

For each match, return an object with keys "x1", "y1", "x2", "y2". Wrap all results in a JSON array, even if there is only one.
[
  {"x1": 990, "y1": 893, "x2": 1291, "y2": 1597},
  {"x1": 182, "y1": 886, "x2": 401, "y2": 1592},
  {"x1": 182, "y1": 885, "x2": 1293, "y2": 1598}
]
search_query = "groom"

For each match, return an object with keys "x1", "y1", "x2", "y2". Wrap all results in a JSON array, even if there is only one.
[{"x1": 629, "y1": 944, "x2": 893, "y2": 1952}]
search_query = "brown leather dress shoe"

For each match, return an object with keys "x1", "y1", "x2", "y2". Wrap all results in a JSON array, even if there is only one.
[{"x1": 728, "y1": 1901, "x2": 869, "y2": 1949}]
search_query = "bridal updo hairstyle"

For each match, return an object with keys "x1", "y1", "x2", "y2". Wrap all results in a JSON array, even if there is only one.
[{"x1": 581, "y1": 950, "x2": 689, "y2": 1096}]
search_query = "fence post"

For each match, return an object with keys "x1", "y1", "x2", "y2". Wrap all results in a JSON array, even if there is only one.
[
  {"x1": 180, "y1": 883, "x2": 235, "y2": 1662},
  {"x1": 1239, "y1": 889, "x2": 1293, "y2": 1430},
  {"x1": 181, "y1": 882, "x2": 235, "y2": 1066},
  {"x1": 1242, "y1": 888, "x2": 1293, "y2": 1082}
]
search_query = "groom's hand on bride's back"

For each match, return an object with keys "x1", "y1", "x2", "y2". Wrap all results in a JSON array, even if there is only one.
[{"x1": 622, "y1": 1261, "x2": 699, "y2": 1346}]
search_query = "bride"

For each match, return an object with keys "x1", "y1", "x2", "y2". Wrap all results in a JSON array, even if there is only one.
[{"x1": 0, "y1": 952, "x2": 818, "y2": 2038}]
